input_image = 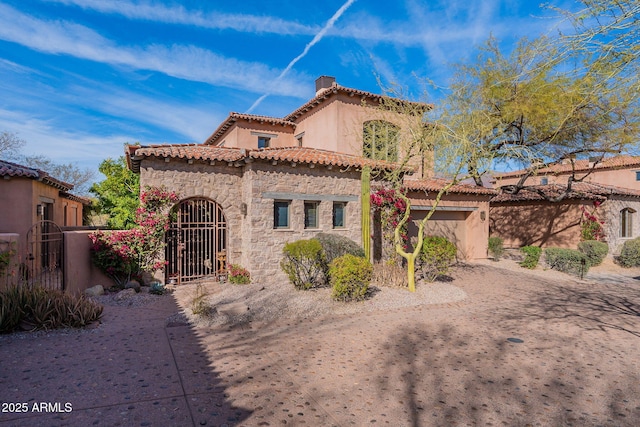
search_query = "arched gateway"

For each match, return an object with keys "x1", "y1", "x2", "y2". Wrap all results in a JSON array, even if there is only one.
[{"x1": 165, "y1": 198, "x2": 227, "y2": 284}]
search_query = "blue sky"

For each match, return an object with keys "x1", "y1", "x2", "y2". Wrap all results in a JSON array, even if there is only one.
[{"x1": 0, "y1": 0, "x2": 575, "y2": 182}]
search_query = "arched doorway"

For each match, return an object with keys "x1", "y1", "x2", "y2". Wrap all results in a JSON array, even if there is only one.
[{"x1": 165, "y1": 198, "x2": 227, "y2": 284}]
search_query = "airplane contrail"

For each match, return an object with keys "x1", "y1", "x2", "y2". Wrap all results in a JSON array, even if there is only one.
[{"x1": 246, "y1": 0, "x2": 357, "y2": 113}]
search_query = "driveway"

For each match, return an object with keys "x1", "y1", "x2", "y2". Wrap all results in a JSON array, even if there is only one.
[{"x1": 1, "y1": 262, "x2": 639, "y2": 426}]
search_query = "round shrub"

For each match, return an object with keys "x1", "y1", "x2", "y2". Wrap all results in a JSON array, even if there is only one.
[
  {"x1": 519, "y1": 246, "x2": 542, "y2": 269},
  {"x1": 488, "y1": 236, "x2": 504, "y2": 261},
  {"x1": 315, "y1": 233, "x2": 365, "y2": 283},
  {"x1": 329, "y1": 254, "x2": 372, "y2": 302},
  {"x1": 617, "y1": 238, "x2": 640, "y2": 267},
  {"x1": 577, "y1": 240, "x2": 609, "y2": 266},
  {"x1": 544, "y1": 247, "x2": 590, "y2": 277},
  {"x1": 228, "y1": 264, "x2": 251, "y2": 284},
  {"x1": 281, "y1": 239, "x2": 325, "y2": 290},
  {"x1": 418, "y1": 236, "x2": 457, "y2": 282}
]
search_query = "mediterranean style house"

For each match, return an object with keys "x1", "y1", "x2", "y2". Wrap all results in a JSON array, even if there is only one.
[
  {"x1": 491, "y1": 156, "x2": 640, "y2": 254},
  {"x1": 127, "y1": 77, "x2": 493, "y2": 285}
]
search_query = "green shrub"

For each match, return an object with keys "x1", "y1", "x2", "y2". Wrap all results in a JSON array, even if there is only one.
[
  {"x1": 418, "y1": 236, "x2": 457, "y2": 282},
  {"x1": 577, "y1": 240, "x2": 609, "y2": 266},
  {"x1": 617, "y1": 238, "x2": 640, "y2": 267},
  {"x1": 316, "y1": 233, "x2": 365, "y2": 283},
  {"x1": 488, "y1": 236, "x2": 504, "y2": 260},
  {"x1": 544, "y1": 247, "x2": 590, "y2": 277},
  {"x1": 329, "y1": 254, "x2": 372, "y2": 302},
  {"x1": 0, "y1": 285, "x2": 103, "y2": 333},
  {"x1": 281, "y1": 239, "x2": 325, "y2": 290},
  {"x1": 228, "y1": 264, "x2": 251, "y2": 284},
  {"x1": 520, "y1": 246, "x2": 542, "y2": 269}
]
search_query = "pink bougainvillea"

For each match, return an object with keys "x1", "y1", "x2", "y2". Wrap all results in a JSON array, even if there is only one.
[
  {"x1": 580, "y1": 201, "x2": 605, "y2": 241},
  {"x1": 89, "y1": 186, "x2": 179, "y2": 287},
  {"x1": 371, "y1": 187, "x2": 409, "y2": 252}
]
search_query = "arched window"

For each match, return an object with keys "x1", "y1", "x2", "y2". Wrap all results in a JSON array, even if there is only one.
[
  {"x1": 620, "y1": 208, "x2": 636, "y2": 238},
  {"x1": 363, "y1": 120, "x2": 399, "y2": 162}
]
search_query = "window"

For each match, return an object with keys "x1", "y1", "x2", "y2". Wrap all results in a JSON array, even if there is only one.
[
  {"x1": 540, "y1": 177, "x2": 548, "y2": 185},
  {"x1": 258, "y1": 136, "x2": 270, "y2": 149},
  {"x1": 296, "y1": 132, "x2": 304, "y2": 147},
  {"x1": 274, "y1": 201, "x2": 290, "y2": 229},
  {"x1": 636, "y1": 171, "x2": 640, "y2": 181},
  {"x1": 363, "y1": 120, "x2": 399, "y2": 161},
  {"x1": 304, "y1": 201, "x2": 319, "y2": 229},
  {"x1": 621, "y1": 208, "x2": 636, "y2": 237},
  {"x1": 333, "y1": 202, "x2": 346, "y2": 228}
]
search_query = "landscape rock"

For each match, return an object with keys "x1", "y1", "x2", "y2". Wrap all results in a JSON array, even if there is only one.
[
  {"x1": 114, "y1": 288, "x2": 137, "y2": 301},
  {"x1": 125, "y1": 280, "x2": 141, "y2": 292},
  {"x1": 84, "y1": 285, "x2": 104, "y2": 297}
]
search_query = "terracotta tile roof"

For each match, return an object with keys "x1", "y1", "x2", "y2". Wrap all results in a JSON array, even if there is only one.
[
  {"x1": 403, "y1": 178, "x2": 497, "y2": 196},
  {"x1": 495, "y1": 155, "x2": 640, "y2": 179},
  {"x1": 248, "y1": 147, "x2": 404, "y2": 171},
  {"x1": 204, "y1": 112, "x2": 296, "y2": 145},
  {"x1": 491, "y1": 182, "x2": 640, "y2": 203},
  {"x1": 0, "y1": 159, "x2": 73, "y2": 191},
  {"x1": 128, "y1": 145, "x2": 409, "y2": 173}
]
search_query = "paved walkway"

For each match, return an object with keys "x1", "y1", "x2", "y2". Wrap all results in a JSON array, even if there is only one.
[{"x1": 1, "y1": 263, "x2": 639, "y2": 426}]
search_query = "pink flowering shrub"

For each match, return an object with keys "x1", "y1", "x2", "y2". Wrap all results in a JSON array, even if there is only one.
[
  {"x1": 228, "y1": 264, "x2": 251, "y2": 284},
  {"x1": 580, "y1": 201, "x2": 605, "y2": 241},
  {"x1": 371, "y1": 188, "x2": 409, "y2": 261},
  {"x1": 90, "y1": 186, "x2": 179, "y2": 287}
]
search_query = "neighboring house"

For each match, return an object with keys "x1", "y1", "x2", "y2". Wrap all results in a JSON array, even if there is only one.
[
  {"x1": 127, "y1": 77, "x2": 491, "y2": 285},
  {"x1": 0, "y1": 159, "x2": 88, "y2": 234},
  {"x1": 490, "y1": 182, "x2": 640, "y2": 254},
  {"x1": 493, "y1": 155, "x2": 640, "y2": 189},
  {"x1": 0, "y1": 159, "x2": 90, "y2": 289}
]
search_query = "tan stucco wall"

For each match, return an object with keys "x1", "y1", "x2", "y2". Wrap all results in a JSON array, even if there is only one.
[
  {"x1": 63, "y1": 231, "x2": 113, "y2": 295},
  {"x1": 222, "y1": 122, "x2": 296, "y2": 149},
  {"x1": 490, "y1": 200, "x2": 587, "y2": 249},
  {"x1": 495, "y1": 167, "x2": 640, "y2": 190},
  {"x1": 408, "y1": 193, "x2": 490, "y2": 260}
]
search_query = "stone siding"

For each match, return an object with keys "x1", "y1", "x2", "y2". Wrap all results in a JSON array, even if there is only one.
[
  {"x1": 139, "y1": 158, "x2": 364, "y2": 285},
  {"x1": 602, "y1": 197, "x2": 640, "y2": 255}
]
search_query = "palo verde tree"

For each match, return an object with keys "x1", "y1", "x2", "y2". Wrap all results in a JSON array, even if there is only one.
[{"x1": 442, "y1": 33, "x2": 640, "y2": 200}]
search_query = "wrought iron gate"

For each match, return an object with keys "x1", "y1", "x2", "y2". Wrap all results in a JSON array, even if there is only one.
[
  {"x1": 25, "y1": 220, "x2": 64, "y2": 290},
  {"x1": 166, "y1": 198, "x2": 227, "y2": 284}
]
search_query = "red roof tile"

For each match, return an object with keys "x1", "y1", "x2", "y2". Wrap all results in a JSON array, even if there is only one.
[
  {"x1": 492, "y1": 182, "x2": 640, "y2": 202},
  {"x1": 128, "y1": 145, "x2": 409, "y2": 173},
  {"x1": 0, "y1": 159, "x2": 73, "y2": 191},
  {"x1": 403, "y1": 178, "x2": 497, "y2": 196},
  {"x1": 495, "y1": 155, "x2": 640, "y2": 179}
]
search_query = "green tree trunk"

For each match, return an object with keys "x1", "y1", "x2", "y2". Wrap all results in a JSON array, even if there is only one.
[{"x1": 361, "y1": 167, "x2": 371, "y2": 262}]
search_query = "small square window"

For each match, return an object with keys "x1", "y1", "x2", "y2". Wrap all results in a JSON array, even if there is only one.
[
  {"x1": 540, "y1": 177, "x2": 548, "y2": 185},
  {"x1": 333, "y1": 202, "x2": 346, "y2": 228},
  {"x1": 274, "y1": 201, "x2": 290, "y2": 229},
  {"x1": 304, "y1": 201, "x2": 319, "y2": 229},
  {"x1": 635, "y1": 171, "x2": 640, "y2": 181},
  {"x1": 258, "y1": 136, "x2": 270, "y2": 149}
]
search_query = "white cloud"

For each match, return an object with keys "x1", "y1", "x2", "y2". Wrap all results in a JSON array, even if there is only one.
[
  {"x1": 0, "y1": 3, "x2": 309, "y2": 97},
  {"x1": 46, "y1": 0, "x2": 318, "y2": 35}
]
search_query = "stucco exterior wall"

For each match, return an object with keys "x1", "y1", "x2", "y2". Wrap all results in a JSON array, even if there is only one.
[
  {"x1": 63, "y1": 231, "x2": 113, "y2": 295},
  {"x1": 490, "y1": 200, "x2": 587, "y2": 249},
  {"x1": 495, "y1": 167, "x2": 640, "y2": 190},
  {"x1": 223, "y1": 122, "x2": 295, "y2": 149},
  {"x1": 408, "y1": 193, "x2": 490, "y2": 260}
]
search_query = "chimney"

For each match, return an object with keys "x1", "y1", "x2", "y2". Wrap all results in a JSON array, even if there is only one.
[{"x1": 315, "y1": 76, "x2": 336, "y2": 95}]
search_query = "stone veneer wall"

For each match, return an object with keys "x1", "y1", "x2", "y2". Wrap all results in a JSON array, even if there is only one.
[
  {"x1": 139, "y1": 158, "x2": 364, "y2": 285},
  {"x1": 242, "y1": 162, "x2": 363, "y2": 285},
  {"x1": 139, "y1": 159, "x2": 245, "y2": 272},
  {"x1": 602, "y1": 197, "x2": 640, "y2": 255}
]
